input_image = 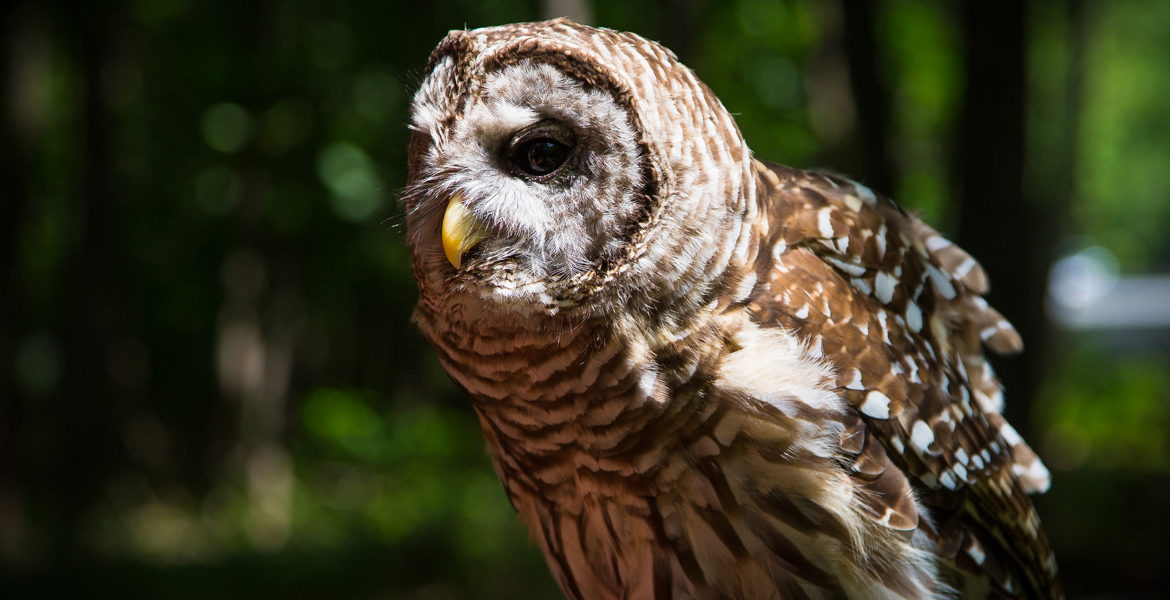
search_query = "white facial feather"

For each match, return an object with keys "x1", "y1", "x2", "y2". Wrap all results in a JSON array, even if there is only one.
[{"x1": 407, "y1": 61, "x2": 644, "y2": 284}]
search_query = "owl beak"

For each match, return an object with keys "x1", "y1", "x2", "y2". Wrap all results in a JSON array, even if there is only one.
[{"x1": 441, "y1": 193, "x2": 488, "y2": 269}]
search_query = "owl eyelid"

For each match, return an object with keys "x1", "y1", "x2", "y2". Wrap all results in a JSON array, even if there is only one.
[{"x1": 506, "y1": 120, "x2": 576, "y2": 152}]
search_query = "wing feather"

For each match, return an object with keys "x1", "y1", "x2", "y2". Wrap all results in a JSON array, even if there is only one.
[{"x1": 746, "y1": 160, "x2": 1060, "y2": 599}]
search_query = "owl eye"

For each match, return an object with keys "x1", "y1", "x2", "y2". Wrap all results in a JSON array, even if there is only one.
[{"x1": 510, "y1": 136, "x2": 571, "y2": 178}]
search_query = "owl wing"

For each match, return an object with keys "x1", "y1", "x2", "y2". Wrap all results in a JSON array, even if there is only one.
[{"x1": 744, "y1": 161, "x2": 1060, "y2": 599}]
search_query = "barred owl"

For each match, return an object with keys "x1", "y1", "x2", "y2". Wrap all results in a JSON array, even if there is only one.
[{"x1": 404, "y1": 19, "x2": 1060, "y2": 600}]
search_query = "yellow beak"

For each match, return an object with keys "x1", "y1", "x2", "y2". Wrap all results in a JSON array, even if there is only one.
[{"x1": 441, "y1": 193, "x2": 488, "y2": 269}]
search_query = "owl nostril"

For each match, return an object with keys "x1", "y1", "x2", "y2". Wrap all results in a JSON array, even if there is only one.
[{"x1": 511, "y1": 137, "x2": 571, "y2": 177}]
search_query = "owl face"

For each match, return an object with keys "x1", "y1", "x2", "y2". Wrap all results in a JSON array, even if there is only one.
[
  {"x1": 406, "y1": 57, "x2": 645, "y2": 309},
  {"x1": 406, "y1": 21, "x2": 756, "y2": 318}
]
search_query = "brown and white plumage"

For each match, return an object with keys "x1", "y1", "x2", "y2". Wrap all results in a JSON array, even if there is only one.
[{"x1": 404, "y1": 19, "x2": 1060, "y2": 600}]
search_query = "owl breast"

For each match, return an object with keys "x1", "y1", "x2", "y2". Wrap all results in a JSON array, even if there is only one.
[{"x1": 416, "y1": 285, "x2": 945, "y2": 600}]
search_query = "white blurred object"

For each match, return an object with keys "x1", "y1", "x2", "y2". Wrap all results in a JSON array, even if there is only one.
[
  {"x1": 1049, "y1": 246, "x2": 1119, "y2": 310},
  {"x1": 1049, "y1": 246, "x2": 1170, "y2": 329}
]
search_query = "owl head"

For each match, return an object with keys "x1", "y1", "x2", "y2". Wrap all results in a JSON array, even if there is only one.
[{"x1": 404, "y1": 20, "x2": 758, "y2": 319}]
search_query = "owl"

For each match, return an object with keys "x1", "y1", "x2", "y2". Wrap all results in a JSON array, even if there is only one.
[{"x1": 403, "y1": 19, "x2": 1060, "y2": 600}]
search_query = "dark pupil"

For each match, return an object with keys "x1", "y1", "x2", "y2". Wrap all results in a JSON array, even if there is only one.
[{"x1": 516, "y1": 138, "x2": 568, "y2": 176}]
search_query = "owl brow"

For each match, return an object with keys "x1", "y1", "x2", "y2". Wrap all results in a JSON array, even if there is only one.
[{"x1": 482, "y1": 46, "x2": 634, "y2": 112}]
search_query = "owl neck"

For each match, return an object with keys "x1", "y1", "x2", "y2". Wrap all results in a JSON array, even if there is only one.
[
  {"x1": 418, "y1": 168, "x2": 768, "y2": 463},
  {"x1": 420, "y1": 247, "x2": 762, "y2": 459}
]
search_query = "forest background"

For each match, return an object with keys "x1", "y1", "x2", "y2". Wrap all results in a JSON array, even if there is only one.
[{"x1": 2, "y1": 0, "x2": 1168, "y2": 598}]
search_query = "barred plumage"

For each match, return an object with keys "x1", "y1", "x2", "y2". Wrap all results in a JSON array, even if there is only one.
[{"x1": 405, "y1": 19, "x2": 1060, "y2": 600}]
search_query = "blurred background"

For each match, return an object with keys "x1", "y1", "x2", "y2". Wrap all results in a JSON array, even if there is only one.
[{"x1": 1, "y1": 0, "x2": 1167, "y2": 598}]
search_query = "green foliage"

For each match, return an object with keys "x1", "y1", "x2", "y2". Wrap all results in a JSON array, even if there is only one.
[
  {"x1": 691, "y1": 0, "x2": 822, "y2": 165},
  {"x1": 1035, "y1": 345, "x2": 1170, "y2": 471},
  {"x1": 1077, "y1": 0, "x2": 1170, "y2": 269},
  {"x1": 293, "y1": 388, "x2": 547, "y2": 581},
  {"x1": 879, "y1": 0, "x2": 961, "y2": 227}
]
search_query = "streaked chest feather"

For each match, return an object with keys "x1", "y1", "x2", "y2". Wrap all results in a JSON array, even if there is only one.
[{"x1": 431, "y1": 307, "x2": 946, "y2": 600}]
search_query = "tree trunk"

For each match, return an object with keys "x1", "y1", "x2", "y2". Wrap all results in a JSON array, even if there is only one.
[
  {"x1": 840, "y1": 0, "x2": 896, "y2": 198},
  {"x1": 53, "y1": 1, "x2": 119, "y2": 555},
  {"x1": 0, "y1": 0, "x2": 35, "y2": 521},
  {"x1": 954, "y1": 0, "x2": 1049, "y2": 434}
]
